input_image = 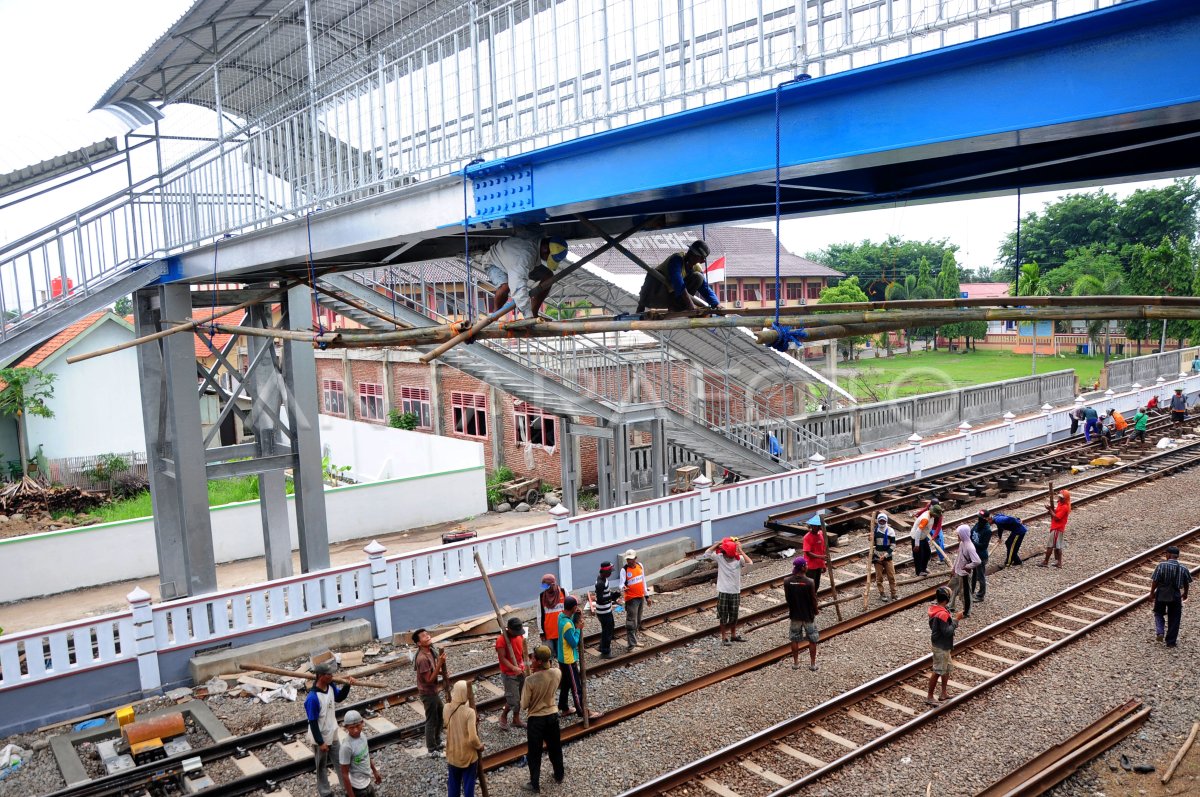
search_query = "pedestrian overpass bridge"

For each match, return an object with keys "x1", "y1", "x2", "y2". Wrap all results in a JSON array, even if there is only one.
[{"x1": 1, "y1": 0, "x2": 1197, "y2": 598}]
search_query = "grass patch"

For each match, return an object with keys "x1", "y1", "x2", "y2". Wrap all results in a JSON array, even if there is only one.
[
  {"x1": 86, "y1": 476, "x2": 294, "y2": 523},
  {"x1": 841, "y1": 349, "x2": 1120, "y2": 401}
]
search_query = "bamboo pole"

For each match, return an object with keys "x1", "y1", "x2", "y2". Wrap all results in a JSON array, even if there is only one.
[
  {"x1": 420, "y1": 300, "x2": 515, "y2": 363},
  {"x1": 66, "y1": 300, "x2": 1200, "y2": 361},
  {"x1": 64, "y1": 282, "x2": 294, "y2": 365},
  {"x1": 574, "y1": 605, "x2": 592, "y2": 729},
  {"x1": 236, "y1": 662, "x2": 388, "y2": 688},
  {"x1": 473, "y1": 553, "x2": 525, "y2": 678},
  {"x1": 1162, "y1": 720, "x2": 1199, "y2": 784}
]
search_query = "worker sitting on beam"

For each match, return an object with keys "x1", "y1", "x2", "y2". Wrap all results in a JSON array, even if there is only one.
[
  {"x1": 636, "y1": 239, "x2": 721, "y2": 313},
  {"x1": 483, "y1": 226, "x2": 570, "y2": 319}
]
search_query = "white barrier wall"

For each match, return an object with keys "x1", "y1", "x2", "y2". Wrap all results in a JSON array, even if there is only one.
[
  {"x1": 0, "y1": 465, "x2": 485, "y2": 604},
  {"x1": 2, "y1": 370, "x2": 1197, "y2": 707},
  {"x1": 318, "y1": 415, "x2": 484, "y2": 482}
]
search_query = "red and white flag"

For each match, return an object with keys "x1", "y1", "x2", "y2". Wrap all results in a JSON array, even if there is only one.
[{"x1": 705, "y1": 255, "x2": 727, "y2": 283}]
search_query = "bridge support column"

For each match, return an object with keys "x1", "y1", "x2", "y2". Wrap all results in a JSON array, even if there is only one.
[
  {"x1": 612, "y1": 422, "x2": 632, "y2": 507},
  {"x1": 650, "y1": 418, "x2": 667, "y2": 499},
  {"x1": 596, "y1": 435, "x2": 612, "y2": 510},
  {"x1": 282, "y1": 284, "x2": 330, "y2": 572},
  {"x1": 559, "y1": 419, "x2": 581, "y2": 516},
  {"x1": 135, "y1": 285, "x2": 217, "y2": 599},
  {"x1": 246, "y1": 303, "x2": 293, "y2": 580}
]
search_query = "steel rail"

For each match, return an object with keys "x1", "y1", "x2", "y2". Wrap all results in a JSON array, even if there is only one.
[
  {"x1": 975, "y1": 699, "x2": 1151, "y2": 797},
  {"x1": 620, "y1": 526, "x2": 1200, "y2": 797},
  {"x1": 47, "y1": 437, "x2": 1200, "y2": 797}
]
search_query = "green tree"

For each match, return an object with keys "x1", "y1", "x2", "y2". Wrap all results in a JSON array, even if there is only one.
[
  {"x1": 807, "y1": 236, "x2": 959, "y2": 287},
  {"x1": 112, "y1": 296, "x2": 133, "y2": 317},
  {"x1": 1054, "y1": 246, "x2": 1124, "y2": 359},
  {"x1": 1012, "y1": 262, "x2": 1049, "y2": 298},
  {"x1": 817, "y1": 276, "x2": 870, "y2": 360},
  {"x1": 1127, "y1": 238, "x2": 1197, "y2": 349},
  {"x1": 1114, "y1": 178, "x2": 1199, "y2": 249},
  {"x1": 0, "y1": 367, "x2": 57, "y2": 479},
  {"x1": 884, "y1": 276, "x2": 917, "y2": 353},
  {"x1": 935, "y1": 251, "x2": 963, "y2": 346},
  {"x1": 998, "y1": 191, "x2": 1120, "y2": 272}
]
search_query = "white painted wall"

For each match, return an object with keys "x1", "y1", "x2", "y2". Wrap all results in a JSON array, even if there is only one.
[
  {"x1": 25, "y1": 318, "x2": 146, "y2": 459},
  {"x1": 0, "y1": 465, "x2": 486, "y2": 603},
  {"x1": 318, "y1": 414, "x2": 484, "y2": 481}
]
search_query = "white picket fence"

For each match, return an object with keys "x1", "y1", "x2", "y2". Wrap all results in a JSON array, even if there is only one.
[{"x1": 3, "y1": 370, "x2": 1198, "y2": 698}]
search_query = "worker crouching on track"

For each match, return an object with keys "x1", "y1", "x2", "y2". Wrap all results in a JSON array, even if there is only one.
[
  {"x1": 993, "y1": 511, "x2": 1029, "y2": 567},
  {"x1": 339, "y1": 710, "x2": 381, "y2": 797},
  {"x1": 871, "y1": 512, "x2": 898, "y2": 602},
  {"x1": 305, "y1": 661, "x2": 357, "y2": 797},
  {"x1": 1131, "y1": 406, "x2": 1150, "y2": 444},
  {"x1": 445, "y1": 680, "x2": 485, "y2": 797},
  {"x1": 635, "y1": 239, "x2": 721, "y2": 313},
  {"x1": 948, "y1": 524, "x2": 980, "y2": 618},
  {"x1": 703, "y1": 536, "x2": 753, "y2": 644},
  {"x1": 784, "y1": 556, "x2": 820, "y2": 671},
  {"x1": 926, "y1": 586, "x2": 963, "y2": 706},
  {"x1": 1040, "y1": 489, "x2": 1072, "y2": 569},
  {"x1": 521, "y1": 645, "x2": 564, "y2": 793}
]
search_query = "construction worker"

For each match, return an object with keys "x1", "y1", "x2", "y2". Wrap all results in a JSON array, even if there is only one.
[
  {"x1": 483, "y1": 227, "x2": 569, "y2": 318},
  {"x1": 635, "y1": 239, "x2": 721, "y2": 313},
  {"x1": 1131, "y1": 406, "x2": 1150, "y2": 444},
  {"x1": 620, "y1": 549, "x2": 652, "y2": 650},
  {"x1": 305, "y1": 661, "x2": 357, "y2": 796},
  {"x1": 871, "y1": 511, "x2": 899, "y2": 602},
  {"x1": 1170, "y1": 388, "x2": 1189, "y2": 430},
  {"x1": 1040, "y1": 489, "x2": 1072, "y2": 569},
  {"x1": 536, "y1": 574, "x2": 566, "y2": 654},
  {"x1": 521, "y1": 645, "x2": 564, "y2": 793}
]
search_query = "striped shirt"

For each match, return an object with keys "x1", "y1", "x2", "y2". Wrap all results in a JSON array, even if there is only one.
[{"x1": 1151, "y1": 559, "x2": 1193, "y2": 602}]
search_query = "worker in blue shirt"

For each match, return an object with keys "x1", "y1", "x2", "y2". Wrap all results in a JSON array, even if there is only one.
[
  {"x1": 636, "y1": 240, "x2": 720, "y2": 313},
  {"x1": 992, "y1": 512, "x2": 1028, "y2": 567},
  {"x1": 305, "y1": 661, "x2": 357, "y2": 796}
]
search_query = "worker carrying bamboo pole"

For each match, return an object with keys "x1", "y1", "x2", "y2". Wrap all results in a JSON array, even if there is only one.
[
  {"x1": 635, "y1": 239, "x2": 721, "y2": 313},
  {"x1": 479, "y1": 226, "x2": 569, "y2": 318}
]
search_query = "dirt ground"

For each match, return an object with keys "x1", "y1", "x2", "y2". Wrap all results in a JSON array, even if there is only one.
[{"x1": 0, "y1": 507, "x2": 551, "y2": 634}]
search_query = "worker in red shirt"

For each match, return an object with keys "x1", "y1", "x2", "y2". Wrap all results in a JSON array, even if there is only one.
[
  {"x1": 801, "y1": 513, "x2": 829, "y2": 592},
  {"x1": 1039, "y1": 489, "x2": 1072, "y2": 569}
]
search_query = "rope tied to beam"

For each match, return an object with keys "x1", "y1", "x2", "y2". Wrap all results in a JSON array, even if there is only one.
[{"x1": 767, "y1": 321, "x2": 808, "y2": 352}]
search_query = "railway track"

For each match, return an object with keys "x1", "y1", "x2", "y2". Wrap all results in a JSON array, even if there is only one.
[
  {"x1": 45, "y1": 432, "x2": 1200, "y2": 797},
  {"x1": 620, "y1": 525, "x2": 1200, "y2": 797}
]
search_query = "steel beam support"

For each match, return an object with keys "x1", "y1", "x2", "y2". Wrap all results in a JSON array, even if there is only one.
[
  {"x1": 282, "y1": 284, "x2": 330, "y2": 571},
  {"x1": 650, "y1": 418, "x2": 667, "y2": 499},
  {"x1": 135, "y1": 285, "x2": 217, "y2": 599},
  {"x1": 559, "y1": 419, "x2": 580, "y2": 516},
  {"x1": 612, "y1": 422, "x2": 631, "y2": 507},
  {"x1": 245, "y1": 303, "x2": 294, "y2": 579},
  {"x1": 596, "y1": 435, "x2": 612, "y2": 510}
]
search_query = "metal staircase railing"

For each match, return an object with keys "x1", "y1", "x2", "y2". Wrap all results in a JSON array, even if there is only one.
[{"x1": 348, "y1": 266, "x2": 827, "y2": 466}]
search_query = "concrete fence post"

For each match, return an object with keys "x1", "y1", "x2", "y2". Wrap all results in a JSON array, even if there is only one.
[
  {"x1": 1041, "y1": 404, "x2": 1055, "y2": 443},
  {"x1": 363, "y1": 540, "x2": 393, "y2": 641},
  {"x1": 810, "y1": 453, "x2": 827, "y2": 503},
  {"x1": 127, "y1": 587, "x2": 162, "y2": 696},
  {"x1": 958, "y1": 422, "x2": 973, "y2": 465},
  {"x1": 550, "y1": 504, "x2": 573, "y2": 593},
  {"x1": 908, "y1": 434, "x2": 924, "y2": 479},
  {"x1": 1003, "y1": 412, "x2": 1017, "y2": 454},
  {"x1": 694, "y1": 475, "x2": 714, "y2": 547}
]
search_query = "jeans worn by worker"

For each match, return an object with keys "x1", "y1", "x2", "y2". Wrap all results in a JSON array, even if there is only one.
[
  {"x1": 447, "y1": 763, "x2": 478, "y2": 797},
  {"x1": 625, "y1": 597, "x2": 645, "y2": 648},
  {"x1": 1155, "y1": 600, "x2": 1184, "y2": 646},
  {"x1": 526, "y1": 714, "x2": 564, "y2": 789},
  {"x1": 421, "y1": 693, "x2": 444, "y2": 752},
  {"x1": 597, "y1": 611, "x2": 615, "y2": 656},
  {"x1": 312, "y1": 738, "x2": 341, "y2": 797}
]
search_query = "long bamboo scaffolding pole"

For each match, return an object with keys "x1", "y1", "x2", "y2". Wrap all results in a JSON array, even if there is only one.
[
  {"x1": 189, "y1": 304, "x2": 1200, "y2": 350},
  {"x1": 705, "y1": 294, "x2": 1200, "y2": 316},
  {"x1": 419, "y1": 299, "x2": 515, "y2": 362},
  {"x1": 64, "y1": 282, "x2": 296, "y2": 365}
]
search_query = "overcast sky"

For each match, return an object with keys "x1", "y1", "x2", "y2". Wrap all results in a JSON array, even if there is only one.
[{"x1": 0, "y1": 0, "x2": 1191, "y2": 268}]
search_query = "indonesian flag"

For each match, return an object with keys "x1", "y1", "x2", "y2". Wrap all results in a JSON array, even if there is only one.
[{"x1": 705, "y1": 255, "x2": 727, "y2": 283}]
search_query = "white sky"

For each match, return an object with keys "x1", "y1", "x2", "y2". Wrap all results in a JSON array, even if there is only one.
[{"x1": 0, "y1": 0, "x2": 1194, "y2": 269}]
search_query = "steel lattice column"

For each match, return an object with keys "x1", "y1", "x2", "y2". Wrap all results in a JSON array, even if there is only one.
[{"x1": 134, "y1": 285, "x2": 217, "y2": 599}]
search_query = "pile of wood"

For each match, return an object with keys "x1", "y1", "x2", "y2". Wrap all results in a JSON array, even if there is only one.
[{"x1": 0, "y1": 477, "x2": 105, "y2": 515}]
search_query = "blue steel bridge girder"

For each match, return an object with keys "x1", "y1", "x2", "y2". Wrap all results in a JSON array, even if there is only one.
[{"x1": 467, "y1": 0, "x2": 1200, "y2": 233}]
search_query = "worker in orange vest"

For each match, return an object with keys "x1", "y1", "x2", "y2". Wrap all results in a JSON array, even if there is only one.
[
  {"x1": 619, "y1": 549, "x2": 652, "y2": 651},
  {"x1": 537, "y1": 574, "x2": 565, "y2": 656}
]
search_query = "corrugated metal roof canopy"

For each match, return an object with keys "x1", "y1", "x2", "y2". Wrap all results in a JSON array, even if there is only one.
[
  {"x1": 94, "y1": 0, "x2": 441, "y2": 118},
  {"x1": 0, "y1": 139, "x2": 118, "y2": 198}
]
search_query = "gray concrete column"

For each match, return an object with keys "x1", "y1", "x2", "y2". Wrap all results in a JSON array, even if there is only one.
[
  {"x1": 596, "y1": 436, "x2": 612, "y2": 510},
  {"x1": 282, "y1": 285, "x2": 330, "y2": 572},
  {"x1": 428, "y1": 360, "x2": 444, "y2": 435},
  {"x1": 612, "y1": 423, "x2": 631, "y2": 507},
  {"x1": 559, "y1": 420, "x2": 580, "y2": 516},
  {"x1": 650, "y1": 418, "x2": 667, "y2": 498}
]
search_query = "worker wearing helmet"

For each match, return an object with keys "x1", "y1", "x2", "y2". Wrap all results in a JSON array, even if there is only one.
[
  {"x1": 484, "y1": 226, "x2": 569, "y2": 318},
  {"x1": 636, "y1": 239, "x2": 721, "y2": 313}
]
